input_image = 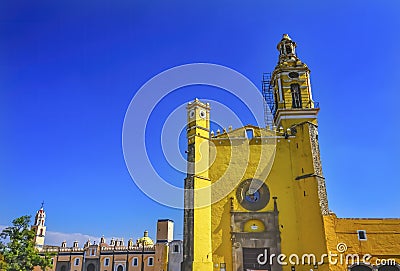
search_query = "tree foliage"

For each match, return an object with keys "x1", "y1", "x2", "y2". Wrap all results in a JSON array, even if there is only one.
[
  {"x1": 0, "y1": 253, "x2": 6, "y2": 271},
  {"x1": 0, "y1": 216, "x2": 53, "y2": 271}
]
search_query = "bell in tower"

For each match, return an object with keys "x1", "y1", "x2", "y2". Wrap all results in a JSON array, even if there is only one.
[
  {"x1": 278, "y1": 33, "x2": 298, "y2": 62},
  {"x1": 270, "y1": 34, "x2": 319, "y2": 128}
]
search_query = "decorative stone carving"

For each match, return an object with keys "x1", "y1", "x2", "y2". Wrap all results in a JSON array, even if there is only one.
[{"x1": 230, "y1": 203, "x2": 281, "y2": 271}]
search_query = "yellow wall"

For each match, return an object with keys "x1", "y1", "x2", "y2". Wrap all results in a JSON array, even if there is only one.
[
  {"x1": 208, "y1": 124, "x2": 329, "y2": 271},
  {"x1": 202, "y1": 118, "x2": 399, "y2": 271},
  {"x1": 323, "y1": 214, "x2": 400, "y2": 271},
  {"x1": 154, "y1": 243, "x2": 169, "y2": 271},
  {"x1": 128, "y1": 254, "x2": 156, "y2": 271}
]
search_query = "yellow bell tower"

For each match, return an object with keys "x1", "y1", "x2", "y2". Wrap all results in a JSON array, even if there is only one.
[
  {"x1": 182, "y1": 98, "x2": 213, "y2": 271},
  {"x1": 271, "y1": 34, "x2": 319, "y2": 128},
  {"x1": 184, "y1": 35, "x2": 330, "y2": 271}
]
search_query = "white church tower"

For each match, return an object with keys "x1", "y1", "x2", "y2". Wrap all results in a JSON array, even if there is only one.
[{"x1": 31, "y1": 203, "x2": 46, "y2": 251}]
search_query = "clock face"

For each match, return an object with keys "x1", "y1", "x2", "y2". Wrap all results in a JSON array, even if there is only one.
[
  {"x1": 199, "y1": 109, "x2": 206, "y2": 119},
  {"x1": 236, "y1": 179, "x2": 270, "y2": 211},
  {"x1": 189, "y1": 110, "x2": 195, "y2": 119}
]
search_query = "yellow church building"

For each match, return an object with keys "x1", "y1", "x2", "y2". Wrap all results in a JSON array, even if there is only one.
[
  {"x1": 181, "y1": 34, "x2": 400, "y2": 271},
  {"x1": 31, "y1": 34, "x2": 399, "y2": 271}
]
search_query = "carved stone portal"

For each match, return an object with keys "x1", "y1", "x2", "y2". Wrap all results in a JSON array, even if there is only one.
[{"x1": 231, "y1": 207, "x2": 281, "y2": 271}]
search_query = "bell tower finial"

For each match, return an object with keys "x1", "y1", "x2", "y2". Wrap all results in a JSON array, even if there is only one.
[{"x1": 277, "y1": 34, "x2": 298, "y2": 62}]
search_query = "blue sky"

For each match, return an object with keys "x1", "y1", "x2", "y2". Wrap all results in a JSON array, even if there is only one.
[{"x1": 1, "y1": 0, "x2": 400, "y2": 246}]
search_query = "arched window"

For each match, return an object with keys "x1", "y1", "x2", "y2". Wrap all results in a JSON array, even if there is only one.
[
  {"x1": 243, "y1": 219, "x2": 265, "y2": 232},
  {"x1": 246, "y1": 129, "x2": 254, "y2": 139},
  {"x1": 378, "y1": 265, "x2": 400, "y2": 271},
  {"x1": 104, "y1": 258, "x2": 110, "y2": 266},
  {"x1": 74, "y1": 258, "x2": 80, "y2": 266},
  {"x1": 291, "y1": 83, "x2": 302, "y2": 108},
  {"x1": 285, "y1": 44, "x2": 292, "y2": 54},
  {"x1": 87, "y1": 263, "x2": 95, "y2": 271},
  {"x1": 148, "y1": 257, "x2": 154, "y2": 266},
  {"x1": 117, "y1": 265, "x2": 123, "y2": 271},
  {"x1": 132, "y1": 258, "x2": 138, "y2": 266},
  {"x1": 350, "y1": 264, "x2": 373, "y2": 271},
  {"x1": 39, "y1": 229, "x2": 43, "y2": 236}
]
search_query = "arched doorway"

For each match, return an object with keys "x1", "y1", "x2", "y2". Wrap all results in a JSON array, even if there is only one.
[
  {"x1": 350, "y1": 265, "x2": 373, "y2": 271},
  {"x1": 87, "y1": 263, "x2": 95, "y2": 271},
  {"x1": 378, "y1": 265, "x2": 400, "y2": 271},
  {"x1": 117, "y1": 265, "x2": 123, "y2": 271}
]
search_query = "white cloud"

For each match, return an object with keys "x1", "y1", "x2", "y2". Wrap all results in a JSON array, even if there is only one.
[
  {"x1": 44, "y1": 231, "x2": 102, "y2": 246},
  {"x1": 45, "y1": 231, "x2": 133, "y2": 247}
]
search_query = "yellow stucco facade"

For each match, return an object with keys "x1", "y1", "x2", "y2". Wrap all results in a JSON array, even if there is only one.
[
  {"x1": 182, "y1": 34, "x2": 400, "y2": 271},
  {"x1": 323, "y1": 215, "x2": 400, "y2": 271}
]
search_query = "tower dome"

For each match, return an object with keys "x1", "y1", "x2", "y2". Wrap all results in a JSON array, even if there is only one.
[
  {"x1": 136, "y1": 230, "x2": 154, "y2": 246},
  {"x1": 276, "y1": 33, "x2": 301, "y2": 65}
]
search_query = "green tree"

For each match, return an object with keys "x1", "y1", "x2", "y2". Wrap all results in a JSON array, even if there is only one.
[
  {"x1": 0, "y1": 216, "x2": 53, "y2": 271},
  {"x1": 0, "y1": 252, "x2": 6, "y2": 271}
]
